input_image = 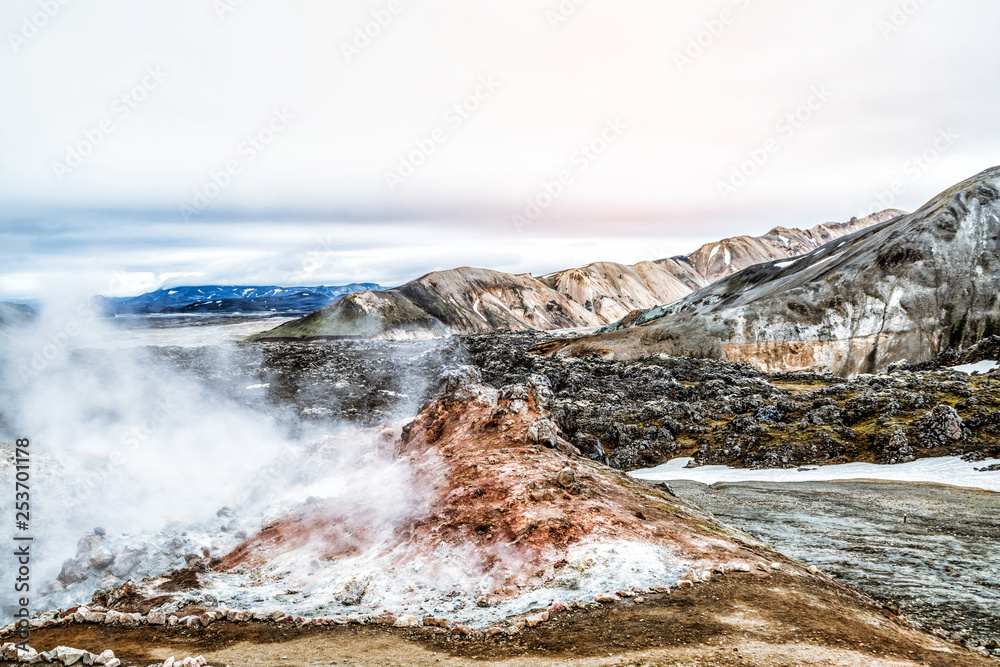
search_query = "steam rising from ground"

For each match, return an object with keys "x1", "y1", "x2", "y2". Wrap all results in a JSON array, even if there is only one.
[
  {"x1": 0, "y1": 297, "x2": 444, "y2": 612},
  {"x1": 0, "y1": 301, "x2": 699, "y2": 626}
]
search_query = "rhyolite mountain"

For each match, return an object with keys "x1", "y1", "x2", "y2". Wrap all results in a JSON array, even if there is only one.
[
  {"x1": 250, "y1": 211, "x2": 900, "y2": 341},
  {"x1": 96, "y1": 284, "x2": 386, "y2": 316},
  {"x1": 536, "y1": 166, "x2": 1000, "y2": 376}
]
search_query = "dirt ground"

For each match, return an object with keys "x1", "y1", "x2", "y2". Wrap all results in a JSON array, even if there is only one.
[{"x1": 4, "y1": 572, "x2": 994, "y2": 667}]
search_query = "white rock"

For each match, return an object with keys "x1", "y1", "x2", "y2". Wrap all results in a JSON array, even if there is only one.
[
  {"x1": 393, "y1": 615, "x2": 420, "y2": 627},
  {"x1": 54, "y1": 646, "x2": 88, "y2": 665},
  {"x1": 161, "y1": 657, "x2": 175, "y2": 667},
  {"x1": 104, "y1": 660, "x2": 121, "y2": 667},
  {"x1": 525, "y1": 612, "x2": 549, "y2": 627},
  {"x1": 167, "y1": 615, "x2": 179, "y2": 626},
  {"x1": 1, "y1": 643, "x2": 16, "y2": 661},
  {"x1": 15, "y1": 645, "x2": 38, "y2": 662},
  {"x1": 147, "y1": 610, "x2": 166, "y2": 625},
  {"x1": 770, "y1": 562, "x2": 782, "y2": 570}
]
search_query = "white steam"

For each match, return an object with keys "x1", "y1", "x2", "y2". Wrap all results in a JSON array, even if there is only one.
[{"x1": 0, "y1": 295, "x2": 430, "y2": 610}]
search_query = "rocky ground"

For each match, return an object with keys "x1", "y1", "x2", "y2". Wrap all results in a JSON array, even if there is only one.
[
  {"x1": 465, "y1": 331, "x2": 1000, "y2": 471},
  {"x1": 142, "y1": 331, "x2": 1000, "y2": 472},
  {"x1": 4, "y1": 571, "x2": 994, "y2": 666},
  {"x1": 669, "y1": 479, "x2": 1000, "y2": 655}
]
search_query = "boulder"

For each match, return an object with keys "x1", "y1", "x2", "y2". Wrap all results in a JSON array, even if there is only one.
[
  {"x1": 109, "y1": 551, "x2": 138, "y2": 579},
  {"x1": 525, "y1": 612, "x2": 549, "y2": 627},
  {"x1": 89, "y1": 548, "x2": 115, "y2": 570},
  {"x1": 527, "y1": 418, "x2": 559, "y2": 448},
  {"x1": 53, "y1": 646, "x2": 88, "y2": 665},
  {"x1": 393, "y1": 615, "x2": 420, "y2": 627}
]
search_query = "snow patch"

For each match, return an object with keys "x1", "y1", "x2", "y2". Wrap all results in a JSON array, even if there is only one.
[
  {"x1": 774, "y1": 259, "x2": 797, "y2": 269},
  {"x1": 630, "y1": 456, "x2": 1000, "y2": 493},
  {"x1": 949, "y1": 360, "x2": 999, "y2": 375}
]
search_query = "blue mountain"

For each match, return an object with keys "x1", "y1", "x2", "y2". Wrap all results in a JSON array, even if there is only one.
[{"x1": 95, "y1": 284, "x2": 386, "y2": 316}]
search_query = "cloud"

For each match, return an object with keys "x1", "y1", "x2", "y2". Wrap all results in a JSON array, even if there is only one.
[{"x1": 1, "y1": 1, "x2": 997, "y2": 297}]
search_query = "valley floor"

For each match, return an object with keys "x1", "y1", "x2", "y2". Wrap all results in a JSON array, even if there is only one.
[{"x1": 4, "y1": 572, "x2": 993, "y2": 666}]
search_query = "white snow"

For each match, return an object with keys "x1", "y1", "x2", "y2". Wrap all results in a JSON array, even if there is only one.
[
  {"x1": 949, "y1": 360, "x2": 999, "y2": 374},
  {"x1": 708, "y1": 245, "x2": 719, "y2": 262},
  {"x1": 167, "y1": 290, "x2": 178, "y2": 295},
  {"x1": 471, "y1": 298, "x2": 489, "y2": 323},
  {"x1": 724, "y1": 248, "x2": 731, "y2": 266},
  {"x1": 778, "y1": 236, "x2": 790, "y2": 247},
  {"x1": 629, "y1": 456, "x2": 1000, "y2": 493},
  {"x1": 245, "y1": 383, "x2": 270, "y2": 390},
  {"x1": 774, "y1": 259, "x2": 798, "y2": 269}
]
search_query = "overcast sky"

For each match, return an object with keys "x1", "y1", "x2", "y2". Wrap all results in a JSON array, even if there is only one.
[{"x1": 1, "y1": 0, "x2": 997, "y2": 299}]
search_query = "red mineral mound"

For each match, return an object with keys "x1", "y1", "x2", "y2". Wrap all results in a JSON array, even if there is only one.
[{"x1": 215, "y1": 369, "x2": 787, "y2": 610}]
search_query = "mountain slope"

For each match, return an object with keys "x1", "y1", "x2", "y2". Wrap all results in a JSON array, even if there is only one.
[
  {"x1": 252, "y1": 212, "x2": 899, "y2": 341},
  {"x1": 251, "y1": 268, "x2": 600, "y2": 340},
  {"x1": 539, "y1": 211, "x2": 904, "y2": 324},
  {"x1": 535, "y1": 166, "x2": 1000, "y2": 376}
]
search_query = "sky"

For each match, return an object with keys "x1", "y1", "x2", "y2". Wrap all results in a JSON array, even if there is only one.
[{"x1": 1, "y1": 0, "x2": 998, "y2": 299}]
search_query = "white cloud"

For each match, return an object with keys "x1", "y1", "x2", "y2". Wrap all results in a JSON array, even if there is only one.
[{"x1": 1, "y1": 0, "x2": 997, "y2": 298}]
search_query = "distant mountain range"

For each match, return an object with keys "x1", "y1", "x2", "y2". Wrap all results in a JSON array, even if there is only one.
[
  {"x1": 95, "y1": 284, "x2": 386, "y2": 316},
  {"x1": 537, "y1": 166, "x2": 1000, "y2": 375},
  {"x1": 249, "y1": 211, "x2": 902, "y2": 341}
]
